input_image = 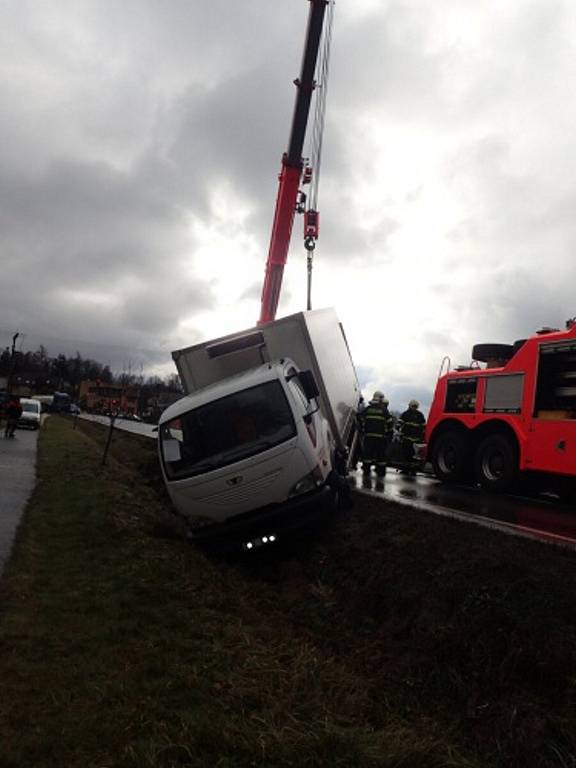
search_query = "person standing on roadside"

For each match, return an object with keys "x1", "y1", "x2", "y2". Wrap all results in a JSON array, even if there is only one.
[
  {"x1": 398, "y1": 399, "x2": 426, "y2": 474},
  {"x1": 360, "y1": 391, "x2": 394, "y2": 477},
  {"x1": 4, "y1": 395, "x2": 22, "y2": 438}
]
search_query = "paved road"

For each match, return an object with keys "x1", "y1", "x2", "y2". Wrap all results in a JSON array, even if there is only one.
[
  {"x1": 351, "y1": 468, "x2": 576, "y2": 549},
  {"x1": 79, "y1": 413, "x2": 157, "y2": 439},
  {"x1": 0, "y1": 425, "x2": 39, "y2": 573}
]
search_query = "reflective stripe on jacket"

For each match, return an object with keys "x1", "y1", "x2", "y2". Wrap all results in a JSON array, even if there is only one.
[
  {"x1": 398, "y1": 408, "x2": 425, "y2": 442},
  {"x1": 360, "y1": 402, "x2": 394, "y2": 438}
]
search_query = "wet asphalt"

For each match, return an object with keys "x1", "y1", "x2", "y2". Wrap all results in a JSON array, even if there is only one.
[
  {"x1": 0, "y1": 423, "x2": 38, "y2": 574},
  {"x1": 351, "y1": 467, "x2": 576, "y2": 548}
]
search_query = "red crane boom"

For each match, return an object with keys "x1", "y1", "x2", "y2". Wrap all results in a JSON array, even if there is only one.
[{"x1": 259, "y1": 0, "x2": 329, "y2": 325}]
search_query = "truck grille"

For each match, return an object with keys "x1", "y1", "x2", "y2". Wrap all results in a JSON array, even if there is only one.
[{"x1": 204, "y1": 469, "x2": 282, "y2": 506}]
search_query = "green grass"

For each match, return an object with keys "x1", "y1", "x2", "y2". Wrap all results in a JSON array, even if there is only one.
[{"x1": 0, "y1": 416, "x2": 575, "y2": 767}]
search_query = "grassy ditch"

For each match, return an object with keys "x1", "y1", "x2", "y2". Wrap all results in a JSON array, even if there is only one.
[{"x1": 1, "y1": 416, "x2": 576, "y2": 767}]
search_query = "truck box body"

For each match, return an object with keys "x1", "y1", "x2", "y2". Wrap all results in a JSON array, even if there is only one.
[{"x1": 172, "y1": 308, "x2": 360, "y2": 451}]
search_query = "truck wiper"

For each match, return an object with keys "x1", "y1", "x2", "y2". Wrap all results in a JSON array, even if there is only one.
[
  {"x1": 190, "y1": 461, "x2": 217, "y2": 473},
  {"x1": 225, "y1": 440, "x2": 275, "y2": 462}
]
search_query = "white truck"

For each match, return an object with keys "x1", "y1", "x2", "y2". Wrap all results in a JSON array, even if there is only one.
[{"x1": 158, "y1": 308, "x2": 360, "y2": 547}]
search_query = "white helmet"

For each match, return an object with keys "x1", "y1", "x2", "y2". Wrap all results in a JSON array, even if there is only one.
[
  {"x1": 409, "y1": 399, "x2": 420, "y2": 408},
  {"x1": 372, "y1": 389, "x2": 388, "y2": 405}
]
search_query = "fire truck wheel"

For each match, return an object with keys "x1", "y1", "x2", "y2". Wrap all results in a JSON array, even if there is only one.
[
  {"x1": 474, "y1": 433, "x2": 518, "y2": 492},
  {"x1": 430, "y1": 430, "x2": 469, "y2": 483},
  {"x1": 471, "y1": 343, "x2": 514, "y2": 363}
]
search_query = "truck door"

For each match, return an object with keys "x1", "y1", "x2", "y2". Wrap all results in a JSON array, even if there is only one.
[
  {"x1": 528, "y1": 419, "x2": 576, "y2": 475},
  {"x1": 526, "y1": 342, "x2": 576, "y2": 475},
  {"x1": 287, "y1": 369, "x2": 332, "y2": 479}
]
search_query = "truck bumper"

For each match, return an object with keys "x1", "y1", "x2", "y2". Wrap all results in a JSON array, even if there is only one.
[{"x1": 188, "y1": 485, "x2": 336, "y2": 551}]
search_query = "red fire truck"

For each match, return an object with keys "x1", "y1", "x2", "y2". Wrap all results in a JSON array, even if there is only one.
[{"x1": 426, "y1": 320, "x2": 576, "y2": 496}]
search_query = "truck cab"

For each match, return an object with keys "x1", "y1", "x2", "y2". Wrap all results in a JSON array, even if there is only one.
[{"x1": 159, "y1": 358, "x2": 336, "y2": 542}]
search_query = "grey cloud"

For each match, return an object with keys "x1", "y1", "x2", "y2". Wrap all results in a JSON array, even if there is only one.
[
  {"x1": 355, "y1": 365, "x2": 377, "y2": 391},
  {"x1": 422, "y1": 331, "x2": 458, "y2": 350},
  {"x1": 387, "y1": 383, "x2": 434, "y2": 416},
  {"x1": 0, "y1": 157, "x2": 215, "y2": 357},
  {"x1": 239, "y1": 281, "x2": 263, "y2": 303},
  {"x1": 330, "y1": 6, "x2": 446, "y2": 119}
]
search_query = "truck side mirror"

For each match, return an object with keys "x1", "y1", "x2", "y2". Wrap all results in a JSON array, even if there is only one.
[{"x1": 298, "y1": 370, "x2": 320, "y2": 401}]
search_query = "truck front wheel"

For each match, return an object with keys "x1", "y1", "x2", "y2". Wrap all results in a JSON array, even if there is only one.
[
  {"x1": 474, "y1": 434, "x2": 518, "y2": 492},
  {"x1": 430, "y1": 431, "x2": 469, "y2": 483}
]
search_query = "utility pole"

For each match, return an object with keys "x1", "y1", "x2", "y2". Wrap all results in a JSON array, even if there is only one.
[{"x1": 6, "y1": 332, "x2": 20, "y2": 393}]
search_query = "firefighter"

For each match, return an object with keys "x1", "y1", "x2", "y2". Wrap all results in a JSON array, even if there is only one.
[
  {"x1": 360, "y1": 391, "x2": 394, "y2": 476},
  {"x1": 398, "y1": 399, "x2": 426, "y2": 474}
]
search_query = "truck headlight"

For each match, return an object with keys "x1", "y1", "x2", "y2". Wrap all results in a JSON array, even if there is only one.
[{"x1": 289, "y1": 465, "x2": 324, "y2": 497}]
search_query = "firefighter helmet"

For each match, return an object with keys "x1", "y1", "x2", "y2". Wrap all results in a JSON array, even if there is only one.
[
  {"x1": 409, "y1": 399, "x2": 420, "y2": 408},
  {"x1": 373, "y1": 390, "x2": 385, "y2": 402}
]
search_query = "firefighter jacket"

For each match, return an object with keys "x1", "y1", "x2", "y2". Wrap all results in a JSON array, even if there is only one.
[
  {"x1": 398, "y1": 408, "x2": 426, "y2": 442},
  {"x1": 360, "y1": 401, "x2": 395, "y2": 439}
]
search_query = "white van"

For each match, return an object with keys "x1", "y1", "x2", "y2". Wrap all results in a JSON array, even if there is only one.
[{"x1": 19, "y1": 398, "x2": 42, "y2": 429}]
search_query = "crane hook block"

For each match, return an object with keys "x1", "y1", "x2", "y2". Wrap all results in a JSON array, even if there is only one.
[
  {"x1": 305, "y1": 236, "x2": 316, "y2": 252},
  {"x1": 304, "y1": 209, "x2": 319, "y2": 239}
]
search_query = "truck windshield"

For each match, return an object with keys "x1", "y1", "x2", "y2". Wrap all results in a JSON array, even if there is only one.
[{"x1": 160, "y1": 380, "x2": 296, "y2": 480}]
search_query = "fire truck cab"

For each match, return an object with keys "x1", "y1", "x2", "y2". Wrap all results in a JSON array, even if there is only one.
[{"x1": 426, "y1": 320, "x2": 576, "y2": 495}]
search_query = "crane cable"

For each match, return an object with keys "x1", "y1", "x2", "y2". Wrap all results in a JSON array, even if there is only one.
[{"x1": 305, "y1": 0, "x2": 335, "y2": 310}]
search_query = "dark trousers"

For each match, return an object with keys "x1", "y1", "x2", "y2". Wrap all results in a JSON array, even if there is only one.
[
  {"x1": 4, "y1": 418, "x2": 18, "y2": 437},
  {"x1": 362, "y1": 435, "x2": 389, "y2": 475},
  {"x1": 401, "y1": 438, "x2": 421, "y2": 468}
]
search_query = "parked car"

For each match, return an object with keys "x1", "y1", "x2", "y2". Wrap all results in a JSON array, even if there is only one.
[{"x1": 18, "y1": 398, "x2": 42, "y2": 430}]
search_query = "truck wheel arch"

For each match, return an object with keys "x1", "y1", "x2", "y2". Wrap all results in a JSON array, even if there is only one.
[
  {"x1": 473, "y1": 426, "x2": 520, "y2": 492},
  {"x1": 428, "y1": 421, "x2": 472, "y2": 483},
  {"x1": 428, "y1": 419, "x2": 468, "y2": 452},
  {"x1": 471, "y1": 420, "x2": 521, "y2": 456}
]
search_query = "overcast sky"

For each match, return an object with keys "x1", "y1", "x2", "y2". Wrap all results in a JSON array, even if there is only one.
[{"x1": 1, "y1": 0, "x2": 575, "y2": 411}]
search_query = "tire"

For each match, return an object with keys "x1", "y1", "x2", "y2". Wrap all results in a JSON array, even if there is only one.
[
  {"x1": 430, "y1": 431, "x2": 469, "y2": 483},
  {"x1": 474, "y1": 433, "x2": 518, "y2": 492},
  {"x1": 472, "y1": 343, "x2": 515, "y2": 364}
]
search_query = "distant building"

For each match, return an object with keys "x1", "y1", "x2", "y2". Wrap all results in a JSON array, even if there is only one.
[
  {"x1": 141, "y1": 392, "x2": 182, "y2": 423},
  {"x1": 8, "y1": 377, "x2": 33, "y2": 397},
  {"x1": 79, "y1": 380, "x2": 139, "y2": 415}
]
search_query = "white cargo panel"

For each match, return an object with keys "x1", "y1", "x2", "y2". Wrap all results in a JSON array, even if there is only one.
[{"x1": 172, "y1": 308, "x2": 360, "y2": 448}]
